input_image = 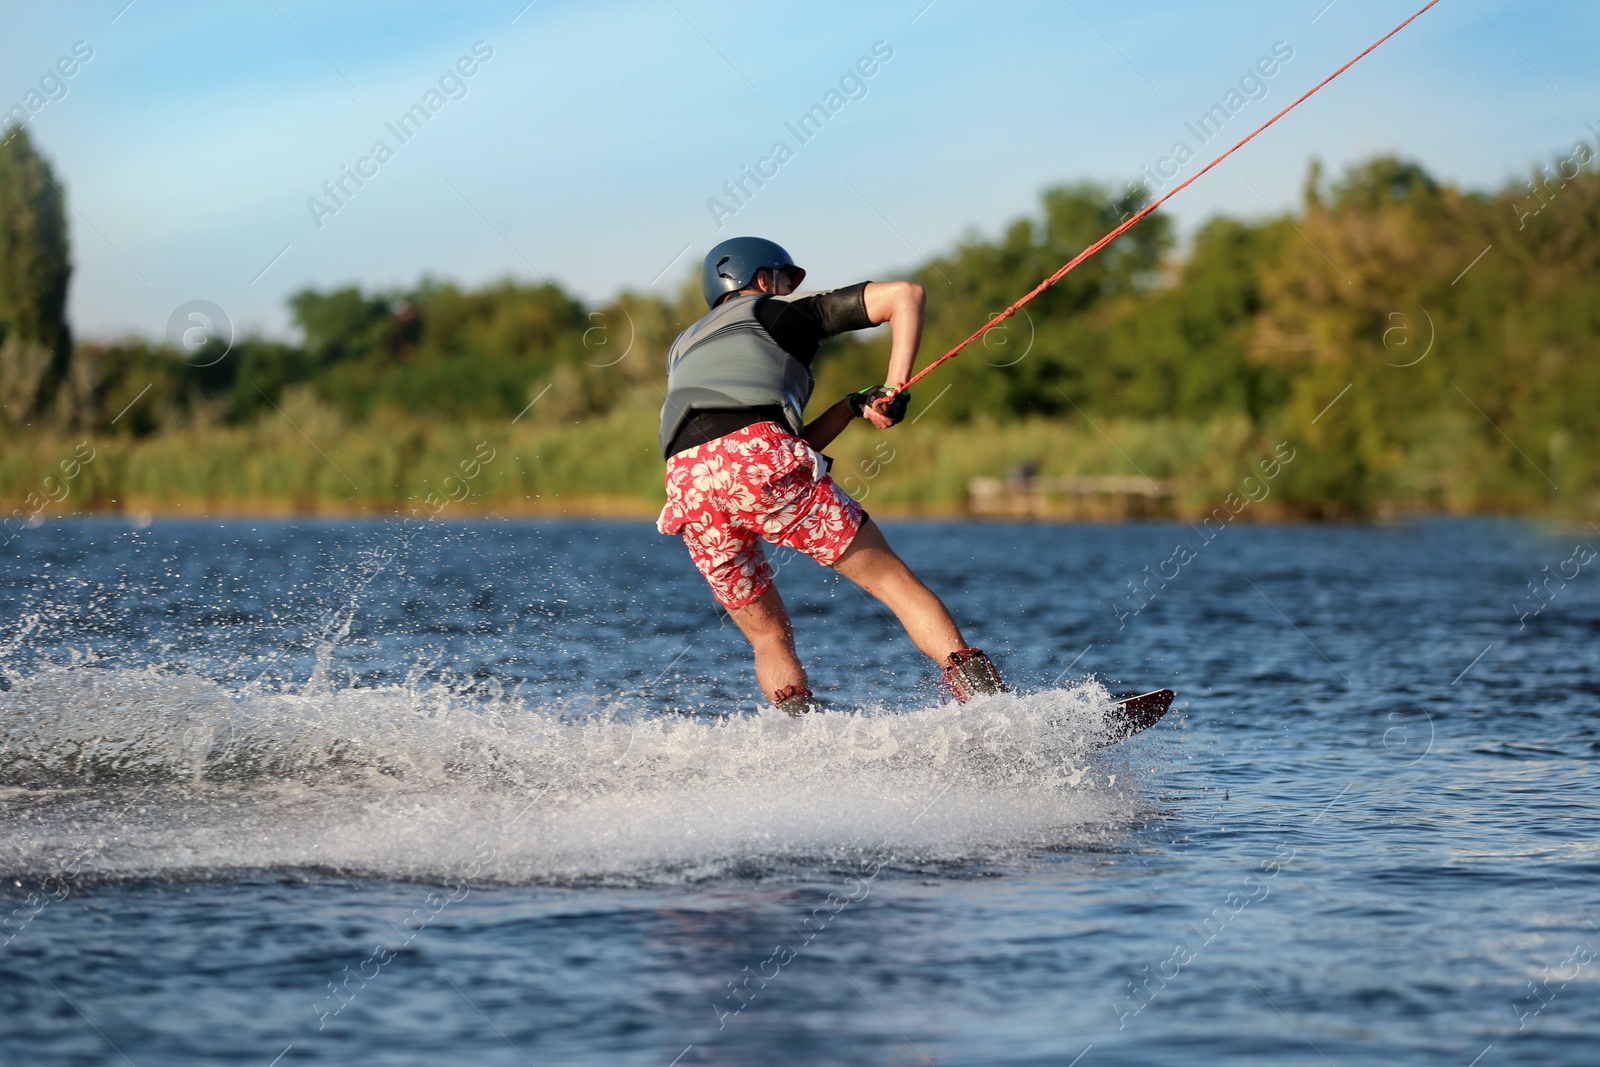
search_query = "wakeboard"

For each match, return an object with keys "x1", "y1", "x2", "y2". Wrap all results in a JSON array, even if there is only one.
[{"x1": 1100, "y1": 689, "x2": 1176, "y2": 746}]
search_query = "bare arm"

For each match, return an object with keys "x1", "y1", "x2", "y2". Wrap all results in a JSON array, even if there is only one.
[
  {"x1": 860, "y1": 280, "x2": 925, "y2": 428},
  {"x1": 800, "y1": 280, "x2": 924, "y2": 447},
  {"x1": 801, "y1": 398, "x2": 855, "y2": 452}
]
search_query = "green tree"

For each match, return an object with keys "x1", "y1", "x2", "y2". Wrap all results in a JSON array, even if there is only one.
[{"x1": 0, "y1": 128, "x2": 72, "y2": 426}]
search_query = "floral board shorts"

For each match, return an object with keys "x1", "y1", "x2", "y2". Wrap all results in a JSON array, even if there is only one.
[{"x1": 657, "y1": 422, "x2": 866, "y2": 610}]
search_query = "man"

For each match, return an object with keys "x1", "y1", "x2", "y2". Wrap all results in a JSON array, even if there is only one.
[{"x1": 657, "y1": 236, "x2": 1005, "y2": 714}]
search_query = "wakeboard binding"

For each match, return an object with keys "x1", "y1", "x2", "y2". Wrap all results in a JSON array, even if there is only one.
[
  {"x1": 942, "y1": 647, "x2": 1007, "y2": 704},
  {"x1": 772, "y1": 684, "x2": 822, "y2": 717}
]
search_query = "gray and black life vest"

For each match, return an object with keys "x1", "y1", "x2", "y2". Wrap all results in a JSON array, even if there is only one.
[{"x1": 658, "y1": 293, "x2": 814, "y2": 456}]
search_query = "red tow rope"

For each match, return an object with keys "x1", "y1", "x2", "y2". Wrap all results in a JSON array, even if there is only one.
[{"x1": 886, "y1": 0, "x2": 1442, "y2": 400}]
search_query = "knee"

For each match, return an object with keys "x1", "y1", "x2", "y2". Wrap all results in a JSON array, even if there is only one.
[{"x1": 730, "y1": 596, "x2": 795, "y2": 648}]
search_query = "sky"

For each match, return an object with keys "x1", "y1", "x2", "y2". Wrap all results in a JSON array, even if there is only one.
[{"x1": 2, "y1": 0, "x2": 1594, "y2": 344}]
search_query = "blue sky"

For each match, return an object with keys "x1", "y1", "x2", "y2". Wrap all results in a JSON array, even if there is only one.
[{"x1": 3, "y1": 0, "x2": 1593, "y2": 342}]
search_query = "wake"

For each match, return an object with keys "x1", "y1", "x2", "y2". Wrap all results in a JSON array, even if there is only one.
[{"x1": 1, "y1": 666, "x2": 1160, "y2": 886}]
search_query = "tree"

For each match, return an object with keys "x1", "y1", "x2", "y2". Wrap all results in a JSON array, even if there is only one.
[{"x1": 0, "y1": 128, "x2": 72, "y2": 426}]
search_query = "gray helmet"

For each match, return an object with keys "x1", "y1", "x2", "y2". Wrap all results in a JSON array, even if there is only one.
[{"x1": 701, "y1": 237, "x2": 806, "y2": 308}]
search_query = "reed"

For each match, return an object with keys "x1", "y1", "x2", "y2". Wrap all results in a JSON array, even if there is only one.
[{"x1": 0, "y1": 390, "x2": 1576, "y2": 521}]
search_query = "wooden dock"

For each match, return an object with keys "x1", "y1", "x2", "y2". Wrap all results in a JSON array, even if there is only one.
[{"x1": 967, "y1": 473, "x2": 1179, "y2": 519}]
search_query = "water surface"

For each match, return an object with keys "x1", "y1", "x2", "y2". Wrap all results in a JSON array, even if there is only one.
[{"x1": 2, "y1": 517, "x2": 1595, "y2": 1065}]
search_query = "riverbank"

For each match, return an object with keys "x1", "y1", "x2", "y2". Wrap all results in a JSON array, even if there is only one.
[{"x1": 4, "y1": 397, "x2": 1591, "y2": 525}]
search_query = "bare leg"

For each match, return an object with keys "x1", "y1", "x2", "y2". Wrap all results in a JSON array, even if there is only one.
[
  {"x1": 727, "y1": 585, "x2": 807, "y2": 702},
  {"x1": 833, "y1": 519, "x2": 966, "y2": 663}
]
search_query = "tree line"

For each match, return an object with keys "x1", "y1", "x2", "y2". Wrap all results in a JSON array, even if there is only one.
[{"x1": 2, "y1": 125, "x2": 1596, "y2": 516}]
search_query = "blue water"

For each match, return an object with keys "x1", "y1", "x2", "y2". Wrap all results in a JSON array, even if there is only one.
[{"x1": 2, "y1": 517, "x2": 1596, "y2": 1066}]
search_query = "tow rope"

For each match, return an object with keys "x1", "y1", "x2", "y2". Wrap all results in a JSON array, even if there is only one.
[{"x1": 885, "y1": 0, "x2": 1441, "y2": 401}]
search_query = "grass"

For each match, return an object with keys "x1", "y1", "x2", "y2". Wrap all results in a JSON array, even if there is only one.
[{"x1": 0, "y1": 388, "x2": 1585, "y2": 522}]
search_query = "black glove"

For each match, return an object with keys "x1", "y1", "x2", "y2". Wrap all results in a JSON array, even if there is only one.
[{"x1": 846, "y1": 386, "x2": 912, "y2": 425}]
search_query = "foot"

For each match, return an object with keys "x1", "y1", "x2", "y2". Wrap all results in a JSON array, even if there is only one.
[
  {"x1": 942, "y1": 648, "x2": 1007, "y2": 704},
  {"x1": 772, "y1": 684, "x2": 822, "y2": 717}
]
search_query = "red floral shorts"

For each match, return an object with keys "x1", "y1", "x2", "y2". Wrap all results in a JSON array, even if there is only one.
[{"x1": 658, "y1": 422, "x2": 865, "y2": 610}]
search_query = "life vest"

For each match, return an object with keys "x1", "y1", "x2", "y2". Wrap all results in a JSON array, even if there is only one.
[{"x1": 657, "y1": 293, "x2": 815, "y2": 456}]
